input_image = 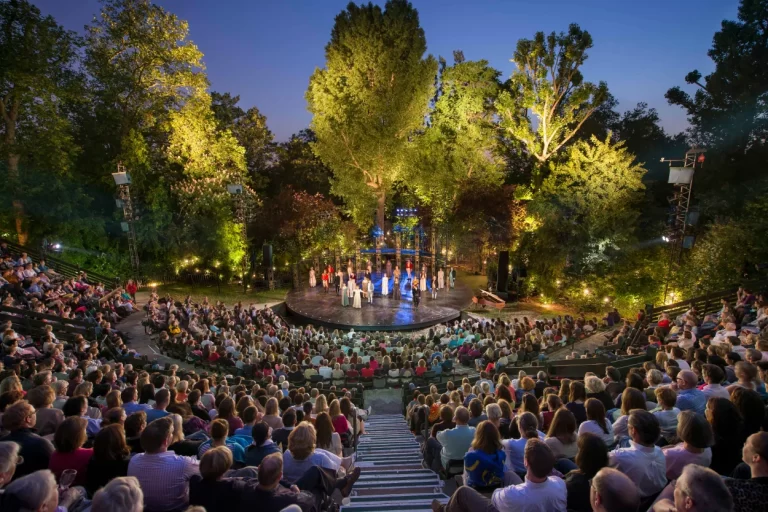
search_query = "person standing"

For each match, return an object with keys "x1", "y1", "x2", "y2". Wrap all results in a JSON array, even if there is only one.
[
  {"x1": 126, "y1": 279, "x2": 138, "y2": 301},
  {"x1": 335, "y1": 270, "x2": 342, "y2": 295},
  {"x1": 405, "y1": 259, "x2": 413, "y2": 280},
  {"x1": 438, "y1": 267, "x2": 445, "y2": 290},
  {"x1": 393, "y1": 274, "x2": 401, "y2": 301},
  {"x1": 381, "y1": 271, "x2": 389, "y2": 297},
  {"x1": 420, "y1": 270, "x2": 427, "y2": 293},
  {"x1": 321, "y1": 270, "x2": 328, "y2": 293},
  {"x1": 353, "y1": 287, "x2": 362, "y2": 309},
  {"x1": 449, "y1": 267, "x2": 456, "y2": 289},
  {"x1": 309, "y1": 268, "x2": 316, "y2": 288},
  {"x1": 412, "y1": 279, "x2": 421, "y2": 307},
  {"x1": 341, "y1": 283, "x2": 349, "y2": 307},
  {"x1": 431, "y1": 276, "x2": 438, "y2": 300},
  {"x1": 367, "y1": 278, "x2": 374, "y2": 304}
]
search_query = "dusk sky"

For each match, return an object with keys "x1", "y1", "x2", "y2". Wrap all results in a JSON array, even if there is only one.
[{"x1": 35, "y1": 0, "x2": 739, "y2": 141}]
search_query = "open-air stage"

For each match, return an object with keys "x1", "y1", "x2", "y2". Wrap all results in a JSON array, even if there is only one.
[{"x1": 284, "y1": 276, "x2": 475, "y2": 331}]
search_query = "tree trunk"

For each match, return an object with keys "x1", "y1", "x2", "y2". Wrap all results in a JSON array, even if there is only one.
[
  {"x1": 376, "y1": 188, "x2": 386, "y2": 231},
  {"x1": 9, "y1": 152, "x2": 27, "y2": 245}
]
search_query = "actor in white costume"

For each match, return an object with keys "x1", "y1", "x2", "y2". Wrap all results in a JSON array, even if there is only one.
[
  {"x1": 353, "y1": 287, "x2": 362, "y2": 308},
  {"x1": 309, "y1": 267, "x2": 316, "y2": 287}
]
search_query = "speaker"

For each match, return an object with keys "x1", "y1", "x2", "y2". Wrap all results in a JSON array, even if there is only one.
[
  {"x1": 262, "y1": 244, "x2": 273, "y2": 268},
  {"x1": 497, "y1": 251, "x2": 509, "y2": 292}
]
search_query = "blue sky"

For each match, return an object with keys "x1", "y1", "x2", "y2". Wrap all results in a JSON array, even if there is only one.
[{"x1": 34, "y1": 0, "x2": 739, "y2": 141}]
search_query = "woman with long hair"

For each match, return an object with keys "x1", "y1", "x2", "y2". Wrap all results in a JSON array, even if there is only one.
[
  {"x1": 463, "y1": 420, "x2": 505, "y2": 489},
  {"x1": 49, "y1": 417, "x2": 92, "y2": 487},
  {"x1": 566, "y1": 381, "x2": 587, "y2": 425},
  {"x1": 662, "y1": 410, "x2": 713, "y2": 480},
  {"x1": 557, "y1": 379, "x2": 572, "y2": 405},
  {"x1": 564, "y1": 433, "x2": 609, "y2": 512},
  {"x1": 262, "y1": 397, "x2": 284, "y2": 431},
  {"x1": 313, "y1": 394, "x2": 328, "y2": 415},
  {"x1": 315, "y1": 412, "x2": 343, "y2": 456},
  {"x1": 545, "y1": 408, "x2": 578, "y2": 459},
  {"x1": 577, "y1": 398, "x2": 613, "y2": 446},
  {"x1": 730, "y1": 387, "x2": 766, "y2": 437},
  {"x1": 706, "y1": 397, "x2": 746, "y2": 475},
  {"x1": 283, "y1": 422, "x2": 359, "y2": 490},
  {"x1": 86, "y1": 424, "x2": 131, "y2": 494},
  {"x1": 612, "y1": 388, "x2": 647, "y2": 442},
  {"x1": 502, "y1": 412, "x2": 542, "y2": 477},
  {"x1": 216, "y1": 396, "x2": 245, "y2": 436}
]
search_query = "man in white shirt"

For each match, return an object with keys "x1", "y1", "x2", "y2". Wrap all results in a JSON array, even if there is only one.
[
  {"x1": 608, "y1": 410, "x2": 666, "y2": 498},
  {"x1": 701, "y1": 364, "x2": 731, "y2": 400},
  {"x1": 432, "y1": 438, "x2": 566, "y2": 512}
]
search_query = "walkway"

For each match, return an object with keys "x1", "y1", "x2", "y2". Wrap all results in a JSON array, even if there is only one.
[{"x1": 342, "y1": 414, "x2": 449, "y2": 512}]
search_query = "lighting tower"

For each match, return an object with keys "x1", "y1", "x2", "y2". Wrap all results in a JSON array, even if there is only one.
[{"x1": 112, "y1": 163, "x2": 140, "y2": 279}]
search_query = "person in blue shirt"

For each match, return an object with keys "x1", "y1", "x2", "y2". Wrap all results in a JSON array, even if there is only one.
[
  {"x1": 233, "y1": 406, "x2": 259, "y2": 437},
  {"x1": 243, "y1": 421, "x2": 280, "y2": 467},
  {"x1": 199, "y1": 418, "x2": 246, "y2": 464},
  {"x1": 675, "y1": 370, "x2": 707, "y2": 416},
  {"x1": 144, "y1": 389, "x2": 171, "y2": 423},
  {"x1": 436, "y1": 406, "x2": 476, "y2": 469},
  {"x1": 464, "y1": 420, "x2": 506, "y2": 489}
]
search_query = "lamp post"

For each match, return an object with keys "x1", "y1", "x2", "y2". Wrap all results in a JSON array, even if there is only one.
[{"x1": 112, "y1": 163, "x2": 140, "y2": 280}]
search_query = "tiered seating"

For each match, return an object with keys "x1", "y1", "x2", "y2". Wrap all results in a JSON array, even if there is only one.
[{"x1": 343, "y1": 414, "x2": 449, "y2": 512}]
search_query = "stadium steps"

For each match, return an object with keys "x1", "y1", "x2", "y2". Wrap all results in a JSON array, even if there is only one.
[{"x1": 342, "y1": 414, "x2": 449, "y2": 512}]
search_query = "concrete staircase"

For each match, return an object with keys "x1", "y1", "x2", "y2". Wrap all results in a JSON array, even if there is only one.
[{"x1": 342, "y1": 414, "x2": 449, "y2": 512}]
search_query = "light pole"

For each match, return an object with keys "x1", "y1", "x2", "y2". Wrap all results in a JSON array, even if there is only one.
[{"x1": 112, "y1": 163, "x2": 140, "y2": 280}]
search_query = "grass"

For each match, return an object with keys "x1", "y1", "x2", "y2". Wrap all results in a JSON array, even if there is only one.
[{"x1": 142, "y1": 282, "x2": 288, "y2": 306}]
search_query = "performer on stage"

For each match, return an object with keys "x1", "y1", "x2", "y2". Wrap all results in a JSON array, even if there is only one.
[
  {"x1": 438, "y1": 267, "x2": 445, "y2": 290},
  {"x1": 353, "y1": 287, "x2": 362, "y2": 309},
  {"x1": 449, "y1": 266, "x2": 456, "y2": 289},
  {"x1": 347, "y1": 259, "x2": 353, "y2": 278},
  {"x1": 381, "y1": 272, "x2": 389, "y2": 297},
  {"x1": 431, "y1": 277, "x2": 438, "y2": 299},
  {"x1": 367, "y1": 278, "x2": 374, "y2": 304},
  {"x1": 361, "y1": 277, "x2": 368, "y2": 300},
  {"x1": 348, "y1": 276, "x2": 355, "y2": 299},
  {"x1": 341, "y1": 282, "x2": 349, "y2": 306},
  {"x1": 321, "y1": 270, "x2": 329, "y2": 292},
  {"x1": 420, "y1": 270, "x2": 427, "y2": 292},
  {"x1": 366, "y1": 260, "x2": 372, "y2": 278},
  {"x1": 412, "y1": 278, "x2": 421, "y2": 307},
  {"x1": 405, "y1": 258, "x2": 413, "y2": 280},
  {"x1": 393, "y1": 274, "x2": 401, "y2": 300},
  {"x1": 335, "y1": 269, "x2": 342, "y2": 295},
  {"x1": 309, "y1": 267, "x2": 317, "y2": 288}
]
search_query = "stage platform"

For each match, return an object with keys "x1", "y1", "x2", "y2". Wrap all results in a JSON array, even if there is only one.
[{"x1": 285, "y1": 275, "x2": 474, "y2": 331}]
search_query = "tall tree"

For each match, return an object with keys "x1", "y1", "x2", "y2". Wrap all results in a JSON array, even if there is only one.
[
  {"x1": 0, "y1": 0, "x2": 81, "y2": 244},
  {"x1": 270, "y1": 129, "x2": 332, "y2": 197},
  {"x1": 306, "y1": 0, "x2": 437, "y2": 230},
  {"x1": 211, "y1": 91, "x2": 274, "y2": 191},
  {"x1": 497, "y1": 24, "x2": 608, "y2": 187},
  {"x1": 412, "y1": 56, "x2": 504, "y2": 223}
]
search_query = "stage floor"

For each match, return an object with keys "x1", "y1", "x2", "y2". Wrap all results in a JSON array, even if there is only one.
[{"x1": 285, "y1": 277, "x2": 474, "y2": 331}]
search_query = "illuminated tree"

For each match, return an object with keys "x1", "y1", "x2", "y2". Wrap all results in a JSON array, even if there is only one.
[{"x1": 306, "y1": 0, "x2": 437, "y2": 230}]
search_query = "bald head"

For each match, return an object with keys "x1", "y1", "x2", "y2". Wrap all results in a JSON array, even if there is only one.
[
  {"x1": 257, "y1": 453, "x2": 283, "y2": 488},
  {"x1": 678, "y1": 370, "x2": 697, "y2": 389},
  {"x1": 745, "y1": 432, "x2": 768, "y2": 474},
  {"x1": 591, "y1": 467, "x2": 639, "y2": 512}
]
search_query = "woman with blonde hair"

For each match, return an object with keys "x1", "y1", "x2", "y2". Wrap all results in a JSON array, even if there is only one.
[
  {"x1": 0, "y1": 375, "x2": 22, "y2": 395},
  {"x1": 283, "y1": 422, "x2": 359, "y2": 488},
  {"x1": 329, "y1": 399, "x2": 350, "y2": 435},
  {"x1": 584, "y1": 375, "x2": 614, "y2": 412},
  {"x1": 263, "y1": 397, "x2": 284, "y2": 430},
  {"x1": 546, "y1": 408, "x2": 578, "y2": 459},
  {"x1": 449, "y1": 391, "x2": 462, "y2": 411},
  {"x1": 315, "y1": 412, "x2": 343, "y2": 456},
  {"x1": 313, "y1": 394, "x2": 328, "y2": 415}
]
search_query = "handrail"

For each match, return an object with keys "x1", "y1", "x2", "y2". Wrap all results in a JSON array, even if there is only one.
[
  {"x1": 648, "y1": 279, "x2": 768, "y2": 322},
  {"x1": 1, "y1": 237, "x2": 119, "y2": 287}
]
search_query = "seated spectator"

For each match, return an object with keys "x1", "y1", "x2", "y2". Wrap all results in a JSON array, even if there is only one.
[
  {"x1": 127, "y1": 416, "x2": 200, "y2": 512},
  {"x1": 167, "y1": 413, "x2": 204, "y2": 457},
  {"x1": 244, "y1": 421, "x2": 281, "y2": 467},
  {"x1": 272, "y1": 408, "x2": 296, "y2": 451},
  {"x1": 187, "y1": 389, "x2": 211, "y2": 422},
  {"x1": 315, "y1": 412, "x2": 342, "y2": 457},
  {"x1": 724, "y1": 432, "x2": 768, "y2": 512},
  {"x1": 435, "y1": 407, "x2": 475, "y2": 471},
  {"x1": 463, "y1": 420, "x2": 505, "y2": 490},
  {"x1": 237, "y1": 453, "x2": 326, "y2": 512},
  {"x1": 189, "y1": 446, "x2": 249, "y2": 512},
  {"x1": 585, "y1": 376, "x2": 614, "y2": 412},
  {"x1": 502, "y1": 411, "x2": 545, "y2": 477},
  {"x1": 124, "y1": 411, "x2": 147, "y2": 454},
  {"x1": 91, "y1": 476, "x2": 144, "y2": 512},
  {"x1": 467, "y1": 398, "x2": 487, "y2": 427},
  {"x1": 2, "y1": 469, "x2": 85, "y2": 512},
  {"x1": 144, "y1": 388, "x2": 171, "y2": 423},
  {"x1": 674, "y1": 370, "x2": 707, "y2": 416},
  {"x1": 234, "y1": 405, "x2": 259, "y2": 437},
  {"x1": 578, "y1": 398, "x2": 614, "y2": 446},
  {"x1": 262, "y1": 397, "x2": 284, "y2": 431},
  {"x1": 329, "y1": 399, "x2": 350, "y2": 436},
  {"x1": 198, "y1": 419, "x2": 246, "y2": 463},
  {"x1": 545, "y1": 408, "x2": 578, "y2": 461},
  {"x1": 1, "y1": 400, "x2": 54, "y2": 478},
  {"x1": 86, "y1": 424, "x2": 132, "y2": 495},
  {"x1": 589, "y1": 467, "x2": 640, "y2": 512},
  {"x1": 565, "y1": 381, "x2": 587, "y2": 424},
  {"x1": 612, "y1": 388, "x2": 647, "y2": 441},
  {"x1": 701, "y1": 364, "x2": 730, "y2": 400},
  {"x1": 281, "y1": 422, "x2": 359, "y2": 491},
  {"x1": 27, "y1": 385, "x2": 63, "y2": 437},
  {"x1": 433, "y1": 438, "x2": 566, "y2": 512},
  {"x1": 651, "y1": 464, "x2": 733, "y2": 512},
  {"x1": 49, "y1": 416, "x2": 92, "y2": 487},
  {"x1": 565, "y1": 433, "x2": 609, "y2": 512},
  {"x1": 121, "y1": 387, "x2": 150, "y2": 416},
  {"x1": 707, "y1": 397, "x2": 747, "y2": 476},
  {"x1": 730, "y1": 387, "x2": 766, "y2": 438},
  {"x1": 662, "y1": 410, "x2": 713, "y2": 480},
  {"x1": 652, "y1": 387, "x2": 680, "y2": 444},
  {"x1": 608, "y1": 410, "x2": 666, "y2": 499}
]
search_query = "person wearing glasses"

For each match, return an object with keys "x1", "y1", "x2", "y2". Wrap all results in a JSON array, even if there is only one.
[{"x1": 649, "y1": 464, "x2": 733, "y2": 512}]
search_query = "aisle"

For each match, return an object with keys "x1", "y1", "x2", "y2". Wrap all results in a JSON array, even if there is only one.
[{"x1": 341, "y1": 414, "x2": 449, "y2": 512}]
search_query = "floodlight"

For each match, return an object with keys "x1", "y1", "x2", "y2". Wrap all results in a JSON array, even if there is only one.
[{"x1": 111, "y1": 172, "x2": 131, "y2": 185}]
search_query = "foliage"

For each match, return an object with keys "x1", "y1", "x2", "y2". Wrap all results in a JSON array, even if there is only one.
[
  {"x1": 497, "y1": 24, "x2": 608, "y2": 185},
  {"x1": 269, "y1": 129, "x2": 332, "y2": 198},
  {"x1": 306, "y1": 0, "x2": 438, "y2": 230},
  {"x1": 412, "y1": 57, "x2": 504, "y2": 223}
]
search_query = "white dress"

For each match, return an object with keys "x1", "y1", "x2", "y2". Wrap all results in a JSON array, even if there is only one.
[
  {"x1": 367, "y1": 281, "x2": 374, "y2": 303},
  {"x1": 438, "y1": 270, "x2": 445, "y2": 289},
  {"x1": 353, "y1": 289, "x2": 362, "y2": 309},
  {"x1": 420, "y1": 274, "x2": 427, "y2": 291},
  {"x1": 348, "y1": 279, "x2": 355, "y2": 298},
  {"x1": 381, "y1": 274, "x2": 389, "y2": 296},
  {"x1": 309, "y1": 269, "x2": 316, "y2": 287}
]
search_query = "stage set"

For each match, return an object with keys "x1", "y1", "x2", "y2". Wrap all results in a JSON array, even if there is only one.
[{"x1": 285, "y1": 245, "x2": 474, "y2": 330}]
